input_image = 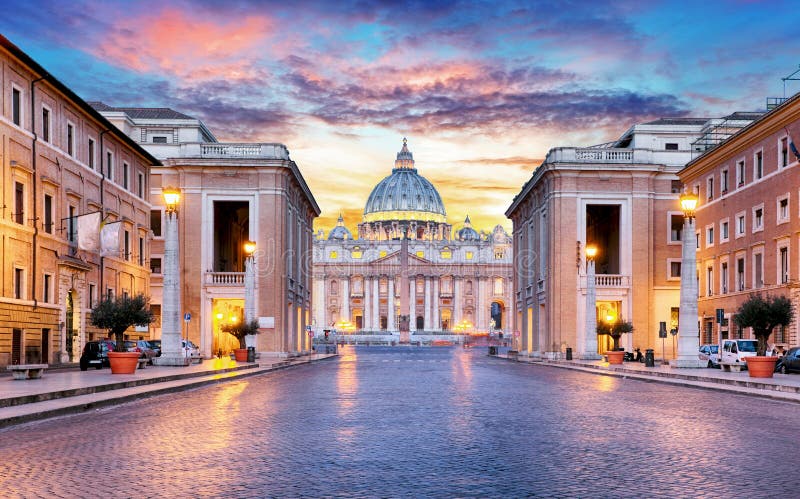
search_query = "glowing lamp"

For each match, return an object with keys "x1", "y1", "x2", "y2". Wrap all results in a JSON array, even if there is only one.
[
  {"x1": 162, "y1": 187, "x2": 181, "y2": 213},
  {"x1": 243, "y1": 240, "x2": 256, "y2": 256},
  {"x1": 680, "y1": 192, "x2": 699, "y2": 218},
  {"x1": 585, "y1": 245, "x2": 598, "y2": 259}
]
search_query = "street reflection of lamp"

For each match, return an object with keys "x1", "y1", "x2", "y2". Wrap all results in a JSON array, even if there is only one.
[
  {"x1": 581, "y1": 244, "x2": 601, "y2": 360},
  {"x1": 673, "y1": 191, "x2": 704, "y2": 367},
  {"x1": 154, "y1": 187, "x2": 184, "y2": 366}
]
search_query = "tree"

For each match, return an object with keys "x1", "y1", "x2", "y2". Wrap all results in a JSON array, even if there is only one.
[
  {"x1": 90, "y1": 294, "x2": 154, "y2": 348},
  {"x1": 596, "y1": 318, "x2": 634, "y2": 350},
  {"x1": 733, "y1": 294, "x2": 793, "y2": 356},
  {"x1": 220, "y1": 319, "x2": 260, "y2": 349}
]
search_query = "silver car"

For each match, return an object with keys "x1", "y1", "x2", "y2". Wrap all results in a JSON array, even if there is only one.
[
  {"x1": 699, "y1": 344, "x2": 720, "y2": 368},
  {"x1": 181, "y1": 339, "x2": 202, "y2": 363}
]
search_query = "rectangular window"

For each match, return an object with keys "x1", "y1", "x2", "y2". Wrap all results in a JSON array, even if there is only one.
[
  {"x1": 329, "y1": 251, "x2": 337, "y2": 260},
  {"x1": 707, "y1": 266, "x2": 713, "y2": 296},
  {"x1": 44, "y1": 194, "x2": 53, "y2": 234},
  {"x1": 706, "y1": 225, "x2": 714, "y2": 246},
  {"x1": 721, "y1": 262, "x2": 728, "y2": 294},
  {"x1": 137, "y1": 172, "x2": 144, "y2": 198},
  {"x1": 14, "y1": 268, "x2": 24, "y2": 299},
  {"x1": 67, "y1": 123, "x2": 74, "y2": 157},
  {"x1": 669, "y1": 260, "x2": 681, "y2": 279},
  {"x1": 736, "y1": 213, "x2": 746, "y2": 237},
  {"x1": 707, "y1": 177, "x2": 714, "y2": 200},
  {"x1": 755, "y1": 151, "x2": 763, "y2": 179},
  {"x1": 150, "y1": 210, "x2": 162, "y2": 237},
  {"x1": 737, "y1": 160, "x2": 745, "y2": 186},
  {"x1": 755, "y1": 252, "x2": 763, "y2": 288},
  {"x1": 14, "y1": 182, "x2": 24, "y2": 225},
  {"x1": 106, "y1": 151, "x2": 113, "y2": 181},
  {"x1": 41, "y1": 108, "x2": 50, "y2": 142},
  {"x1": 778, "y1": 197, "x2": 789, "y2": 223},
  {"x1": 781, "y1": 137, "x2": 789, "y2": 167},
  {"x1": 780, "y1": 246, "x2": 789, "y2": 284},
  {"x1": 68, "y1": 205, "x2": 77, "y2": 242},
  {"x1": 670, "y1": 214, "x2": 683, "y2": 242},
  {"x1": 138, "y1": 236, "x2": 145, "y2": 266},
  {"x1": 754, "y1": 207, "x2": 763, "y2": 230},
  {"x1": 43, "y1": 274, "x2": 51, "y2": 303},
  {"x1": 124, "y1": 230, "x2": 130, "y2": 261},
  {"x1": 466, "y1": 251, "x2": 474, "y2": 260},
  {"x1": 88, "y1": 283, "x2": 96, "y2": 308},
  {"x1": 88, "y1": 138, "x2": 95, "y2": 169},
  {"x1": 107, "y1": 288, "x2": 114, "y2": 300},
  {"x1": 737, "y1": 257, "x2": 745, "y2": 291},
  {"x1": 721, "y1": 220, "x2": 729, "y2": 241},
  {"x1": 123, "y1": 162, "x2": 129, "y2": 190},
  {"x1": 665, "y1": 142, "x2": 679, "y2": 150},
  {"x1": 150, "y1": 257, "x2": 162, "y2": 274},
  {"x1": 12, "y1": 87, "x2": 21, "y2": 126},
  {"x1": 721, "y1": 169, "x2": 729, "y2": 193},
  {"x1": 152, "y1": 136, "x2": 168, "y2": 143}
]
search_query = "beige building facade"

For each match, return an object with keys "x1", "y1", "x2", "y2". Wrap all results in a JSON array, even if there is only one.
[
  {"x1": 96, "y1": 104, "x2": 320, "y2": 357},
  {"x1": 506, "y1": 118, "x2": 754, "y2": 359},
  {"x1": 679, "y1": 94, "x2": 800, "y2": 348},
  {"x1": 0, "y1": 36, "x2": 158, "y2": 366}
]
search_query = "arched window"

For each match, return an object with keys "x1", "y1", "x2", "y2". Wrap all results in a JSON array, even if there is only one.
[{"x1": 330, "y1": 280, "x2": 338, "y2": 295}]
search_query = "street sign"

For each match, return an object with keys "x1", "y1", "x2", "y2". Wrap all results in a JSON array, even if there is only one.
[
  {"x1": 184, "y1": 312, "x2": 191, "y2": 322},
  {"x1": 307, "y1": 330, "x2": 314, "y2": 337},
  {"x1": 658, "y1": 321, "x2": 667, "y2": 338},
  {"x1": 716, "y1": 308, "x2": 724, "y2": 324}
]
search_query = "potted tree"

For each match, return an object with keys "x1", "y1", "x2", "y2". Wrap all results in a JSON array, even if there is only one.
[
  {"x1": 597, "y1": 318, "x2": 634, "y2": 364},
  {"x1": 90, "y1": 294, "x2": 154, "y2": 374},
  {"x1": 220, "y1": 319, "x2": 260, "y2": 362},
  {"x1": 733, "y1": 294, "x2": 793, "y2": 378}
]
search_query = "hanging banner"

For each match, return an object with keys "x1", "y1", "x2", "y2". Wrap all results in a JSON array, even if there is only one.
[
  {"x1": 100, "y1": 221, "x2": 121, "y2": 256},
  {"x1": 77, "y1": 212, "x2": 102, "y2": 252}
]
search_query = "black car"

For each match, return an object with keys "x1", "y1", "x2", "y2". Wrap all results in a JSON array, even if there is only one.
[
  {"x1": 776, "y1": 347, "x2": 800, "y2": 374},
  {"x1": 79, "y1": 340, "x2": 114, "y2": 371}
]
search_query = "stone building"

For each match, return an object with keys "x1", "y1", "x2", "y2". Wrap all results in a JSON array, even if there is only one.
[
  {"x1": 506, "y1": 116, "x2": 758, "y2": 359},
  {"x1": 94, "y1": 103, "x2": 320, "y2": 357},
  {"x1": 0, "y1": 35, "x2": 159, "y2": 366},
  {"x1": 313, "y1": 140, "x2": 513, "y2": 337},
  {"x1": 678, "y1": 94, "x2": 800, "y2": 348}
]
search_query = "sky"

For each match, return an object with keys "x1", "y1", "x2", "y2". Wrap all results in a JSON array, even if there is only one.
[{"x1": 3, "y1": 0, "x2": 800, "y2": 235}]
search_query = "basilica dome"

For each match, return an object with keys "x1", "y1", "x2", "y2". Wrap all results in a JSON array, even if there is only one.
[{"x1": 362, "y1": 139, "x2": 446, "y2": 224}]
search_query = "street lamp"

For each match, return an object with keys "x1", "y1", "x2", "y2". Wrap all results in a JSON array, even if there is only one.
[
  {"x1": 673, "y1": 191, "x2": 704, "y2": 367},
  {"x1": 153, "y1": 187, "x2": 184, "y2": 366},
  {"x1": 581, "y1": 244, "x2": 601, "y2": 359},
  {"x1": 243, "y1": 240, "x2": 256, "y2": 352}
]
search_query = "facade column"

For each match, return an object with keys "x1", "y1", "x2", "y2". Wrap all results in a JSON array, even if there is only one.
[
  {"x1": 477, "y1": 277, "x2": 486, "y2": 330},
  {"x1": 581, "y1": 256, "x2": 601, "y2": 360},
  {"x1": 387, "y1": 278, "x2": 395, "y2": 331},
  {"x1": 453, "y1": 277, "x2": 462, "y2": 326},
  {"x1": 373, "y1": 277, "x2": 380, "y2": 330},
  {"x1": 424, "y1": 277, "x2": 431, "y2": 331},
  {"x1": 363, "y1": 277, "x2": 371, "y2": 332},
  {"x1": 432, "y1": 277, "x2": 440, "y2": 331},
  {"x1": 154, "y1": 208, "x2": 184, "y2": 366},
  {"x1": 341, "y1": 278, "x2": 350, "y2": 325},
  {"x1": 409, "y1": 277, "x2": 416, "y2": 332},
  {"x1": 673, "y1": 215, "x2": 705, "y2": 367}
]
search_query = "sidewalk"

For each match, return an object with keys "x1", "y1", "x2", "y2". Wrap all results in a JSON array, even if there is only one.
[
  {"x1": 495, "y1": 353, "x2": 800, "y2": 403},
  {"x1": 0, "y1": 353, "x2": 336, "y2": 428}
]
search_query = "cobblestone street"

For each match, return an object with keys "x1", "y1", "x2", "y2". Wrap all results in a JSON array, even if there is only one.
[{"x1": 2, "y1": 346, "x2": 799, "y2": 498}]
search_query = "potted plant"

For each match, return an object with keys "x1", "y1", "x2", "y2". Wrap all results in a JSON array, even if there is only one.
[
  {"x1": 597, "y1": 318, "x2": 634, "y2": 364},
  {"x1": 90, "y1": 294, "x2": 154, "y2": 374},
  {"x1": 220, "y1": 319, "x2": 260, "y2": 361},
  {"x1": 733, "y1": 294, "x2": 793, "y2": 378}
]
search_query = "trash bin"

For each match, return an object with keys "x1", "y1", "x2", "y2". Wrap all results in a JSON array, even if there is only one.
[
  {"x1": 566, "y1": 347, "x2": 573, "y2": 360},
  {"x1": 488, "y1": 346, "x2": 498, "y2": 356},
  {"x1": 247, "y1": 347, "x2": 255, "y2": 363},
  {"x1": 645, "y1": 348, "x2": 655, "y2": 367}
]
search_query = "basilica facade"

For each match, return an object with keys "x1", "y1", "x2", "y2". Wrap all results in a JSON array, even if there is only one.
[{"x1": 312, "y1": 140, "x2": 513, "y2": 337}]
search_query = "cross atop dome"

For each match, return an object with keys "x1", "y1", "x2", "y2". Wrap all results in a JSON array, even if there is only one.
[{"x1": 395, "y1": 137, "x2": 415, "y2": 170}]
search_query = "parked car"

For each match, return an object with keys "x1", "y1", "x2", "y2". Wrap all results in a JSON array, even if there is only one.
[
  {"x1": 146, "y1": 339, "x2": 161, "y2": 357},
  {"x1": 719, "y1": 339, "x2": 759, "y2": 370},
  {"x1": 135, "y1": 340, "x2": 158, "y2": 364},
  {"x1": 776, "y1": 347, "x2": 800, "y2": 374},
  {"x1": 79, "y1": 340, "x2": 115, "y2": 370},
  {"x1": 699, "y1": 344, "x2": 720, "y2": 368},
  {"x1": 182, "y1": 339, "x2": 202, "y2": 362}
]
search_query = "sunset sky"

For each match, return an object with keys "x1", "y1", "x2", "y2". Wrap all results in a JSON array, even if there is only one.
[{"x1": 3, "y1": 1, "x2": 800, "y2": 234}]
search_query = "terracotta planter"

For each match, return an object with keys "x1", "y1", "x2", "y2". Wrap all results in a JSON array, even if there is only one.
[
  {"x1": 108, "y1": 351, "x2": 140, "y2": 374},
  {"x1": 606, "y1": 351, "x2": 625, "y2": 365},
  {"x1": 233, "y1": 348, "x2": 249, "y2": 362},
  {"x1": 744, "y1": 356, "x2": 777, "y2": 378}
]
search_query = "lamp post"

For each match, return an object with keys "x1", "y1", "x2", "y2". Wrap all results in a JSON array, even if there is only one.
[
  {"x1": 153, "y1": 187, "x2": 185, "y2": 366},
  {"x1": 581, "y1": 245, "x2": 601, "y2": 359},
  {"x1": 243, "y1": 240, "x2": 256, "y2": 349},
  {"x1": 672, "y1": 191, "x2": 705, "y2": 367},
  {"x1": 215, "y1": 312, "x2": 224, "y2": 357}
]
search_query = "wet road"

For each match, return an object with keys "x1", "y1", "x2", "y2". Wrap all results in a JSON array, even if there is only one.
[{"x1": 1, "y1": 346, "x2": 799, "y2": 498}]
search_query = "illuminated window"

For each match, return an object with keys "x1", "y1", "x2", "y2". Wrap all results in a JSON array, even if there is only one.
[
  {"x1": 440, "y1": 250, "x2": 452, "y2": 259},
  {"x1": 493, "y1": 277, "x2": 504, "y2": 295},
  {"x1": 465, "y1": 251, "x2": 473, "y2": 260},
  {"x1": 416, "y1": 251, "x2": 424, "y2": 258},
  {"x1": 329, "y1": 250, "x2": 338, "y2": 259},
  {"x1": 494, "y1": 249, "x2": 504, "y2": 259},
  {"x1": 379, "y1": 250, "x2": 387, "y2": 258},
  {"x1": 351, "y1": 247, "x2": 362, "y2": 259}
]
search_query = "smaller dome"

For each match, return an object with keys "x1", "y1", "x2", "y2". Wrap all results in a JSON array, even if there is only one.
[
  {"x1": 489, "y1": 224, "x2": 509, "y2": 243},
  {"x1": 456, "y1": 215, "x2": 481, "y2": 241},
  {"x1": 328, "y1": 214, "x2": 353, "y2": 240}
]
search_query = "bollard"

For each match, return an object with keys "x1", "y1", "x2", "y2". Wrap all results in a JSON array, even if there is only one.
[
  {"x1": 247, "y1": 347, "x2": 255, "y2": 362},
  {"x1": 645, "y1": 348, "x2": 655, "y2": 367},
  {"x1": 566, "y1": 347, "x2": 573, "y2": 360}
]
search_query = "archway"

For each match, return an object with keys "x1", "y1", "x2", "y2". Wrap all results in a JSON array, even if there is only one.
[
  {"x1": 491, "y1": 301, "x2": 503, "y2": 330},
  {"x1": 416, "y1": 315, "x2": 424, "y2": 330}
]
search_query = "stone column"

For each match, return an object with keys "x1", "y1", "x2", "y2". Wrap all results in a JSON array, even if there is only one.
[
  {"x1": 432, "y1": 277, "x2": 440, "y2": 331},
  {"x1": 453, "y1": 277, "x2": 462, "y2": 326},
  {"x1": 363, "y1": 277, "x2": 371, "y2": 332},
  {"x1": 580, "y1": 258, "x2": 601, "y2": 360},
  {"x1": 341, "y1": 278, "x2": 350, "y2": 324},
  {"x1": 373, "y1": 277, "x2": 380, "y2": 330},
  {"x1": 154, "y1": 210, "x2": 184, "y2": 366},
  {"x1": 476, "y1": 277, "x2": 485, "y2": 330},
  {"x1": 387, "y1": 278, "x2": 395, "y2": 331},
  {"x1": 409, "y1": 278, "x2": 416, "y2": 332},
  {"x1": 424, "y1": 277, "x2": 431, "y2": 331},
  {"x1": 672, "y1": 216, "x2": 705, "y2": 367}
]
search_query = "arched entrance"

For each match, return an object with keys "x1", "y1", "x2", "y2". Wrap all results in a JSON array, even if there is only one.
[
  {"x1": 416, "y1": 315, "x2": 424, "y2": 330},
  {"x1": 491, "y1": 301, "x2": 503, "y2": 330}
]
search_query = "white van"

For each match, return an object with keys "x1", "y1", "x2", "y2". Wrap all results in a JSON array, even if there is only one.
[{"x1": 719, "y1": 339, "x2": 759, "y2": 371}]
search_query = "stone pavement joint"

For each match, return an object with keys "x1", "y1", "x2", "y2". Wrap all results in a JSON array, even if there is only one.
[
  {"x1": 494, "y1": 353, "x2": 800, "y2": 403},
  {"x1": 0, "y1": 354, "x2": 336, "y2": 429}
]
